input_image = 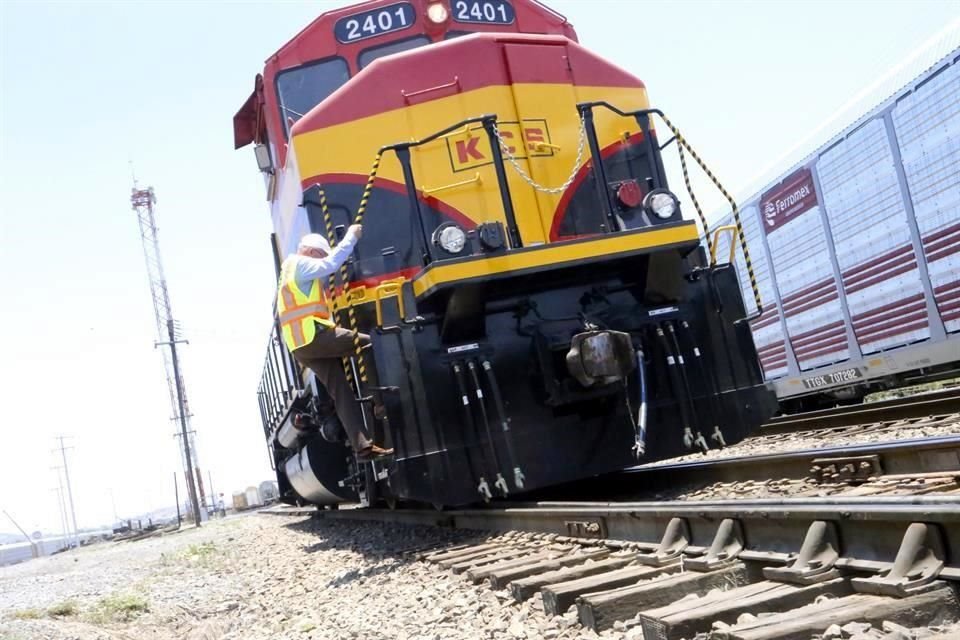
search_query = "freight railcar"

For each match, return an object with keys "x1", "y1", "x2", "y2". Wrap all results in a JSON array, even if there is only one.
[
  {"x1": 237, "y1": 0, "x2": 777, "y2": 507},
  {"x1": 713, "y1": 42, "x2": 960, "y2": 412}
]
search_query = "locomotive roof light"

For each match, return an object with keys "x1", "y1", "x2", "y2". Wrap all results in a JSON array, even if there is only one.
[
  {"x1": 643, "y1": 188, "x2": 679, "y2": 220},
  {"x1": 433, "y1": 222, "x2": 467, "y2": 254},
  {"x1": 426, "y1": 2, "x2": 450, "y2": 25},
  {"x1": 254, "y1": 143, "x2": 274, "y2": 174}
]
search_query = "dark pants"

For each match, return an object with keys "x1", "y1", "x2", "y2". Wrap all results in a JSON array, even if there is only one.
[{"x1": 292, "y1": 325, "x2": 372, "y2": 452}]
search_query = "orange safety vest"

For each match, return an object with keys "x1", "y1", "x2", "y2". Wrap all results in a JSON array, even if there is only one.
[{"x1": 276, "y1": 256, "x2": 335, "y2": 352}]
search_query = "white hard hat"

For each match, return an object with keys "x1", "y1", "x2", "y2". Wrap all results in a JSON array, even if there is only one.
[{"x1": 299, "y1": 233, "x2": 331, "y2": 254}]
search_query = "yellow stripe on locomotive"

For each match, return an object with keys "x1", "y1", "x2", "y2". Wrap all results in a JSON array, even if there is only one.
[{"x1": 290, "y1": 33, "x2": 657, "y2": 265}]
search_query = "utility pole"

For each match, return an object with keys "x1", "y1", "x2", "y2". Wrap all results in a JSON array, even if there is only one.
[
  {"x1": 50, "y1": 466, "x2": 70, "y2": 546},
  {"x1": 162, "y1": 318, "x2": 201, "y2": 526},
  {"x1": 52, "y1": 487, "x2": 67, "y2": 544},
  {"x1": 54, "y1": 436, "x2": 80, "y2": 548},
  {"x1": 107, "y1": 489, "x2": 119, "y2": 524},
  {"x1": 174, "y1": 472, "x2": 182, "y2": 526},
  {"x1": 131, "y1": 184, "x2": 204, "y2": 527},
  {"x1": 207, "y1": 471, "x2": 216, "y2": 515}
]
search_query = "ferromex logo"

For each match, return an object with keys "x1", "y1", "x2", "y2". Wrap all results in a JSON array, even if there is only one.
[
  {"x1": 446, "y1": 119, "x2": 554, "y2": 172},
  {"x1": 760, "y1": 167, "x2": 818, "y2": 234}
]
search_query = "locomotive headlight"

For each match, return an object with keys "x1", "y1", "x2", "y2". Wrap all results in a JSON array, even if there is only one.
[
  {"x1": 426, "y1": 2, "x2": 449, "y2": 23},
  {"x1": 643, "y1": 189, "x2": 680, "y2": 220},
  {"x1": 433, "y1": 223, "x2": 467, "y2": 254}
]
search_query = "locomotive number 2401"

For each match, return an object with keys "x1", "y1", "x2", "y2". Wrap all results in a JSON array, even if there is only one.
[
  {"x1": 335, "y1": 2, "x2": 416, "y2": 43},
  {"x1": 453, "y1": 0, "x2": 516, "y2": 24}
]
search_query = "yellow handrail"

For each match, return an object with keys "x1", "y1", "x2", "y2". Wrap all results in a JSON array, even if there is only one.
[
  {"x1": 374, "y1": 279, "x2": 406, "y2": 327},
  {"x1": 421, "y1": 172, "x2": 482, "y2": 195},
  {"x1": 710, "y1": 225, "x2": 738, "y2": 265},
  {"x1": 531, "y1": 141, "x2": 562, "y2": 152},
  {"x1": 436, "y1": 123, "x2": 482, "y2": 140}
]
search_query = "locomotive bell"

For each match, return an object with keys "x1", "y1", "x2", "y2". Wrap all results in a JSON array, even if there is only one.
[{"x1": 566, "y1": 330, "x2": 636, "y2": 387}]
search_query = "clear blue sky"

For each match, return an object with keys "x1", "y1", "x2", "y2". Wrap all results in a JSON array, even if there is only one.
[{"x1": 2, "y1": 0, "x2": 958, "y2": 534}]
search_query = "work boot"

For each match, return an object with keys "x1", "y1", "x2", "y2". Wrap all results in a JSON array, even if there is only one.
[{"x1": 357, "y1": 444, "x2": 394, "y2": 461}]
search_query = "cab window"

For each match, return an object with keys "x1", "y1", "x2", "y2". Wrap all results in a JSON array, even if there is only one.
[
  {"x1": 358, "y1": 36, "x2": 431, "y2": 69},
  {"x1": 275, "y1": 57, "x2": 350, "y2": 136}
]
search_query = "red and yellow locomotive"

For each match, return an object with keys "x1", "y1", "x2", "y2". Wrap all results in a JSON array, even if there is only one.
[{"x1": 237, "y1": 0, "x2": 776, "y2": 506}]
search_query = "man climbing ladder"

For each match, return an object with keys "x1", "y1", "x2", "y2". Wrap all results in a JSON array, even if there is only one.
[{"x1": 277, "y1": 228, "x2": 393, "y2": 461}]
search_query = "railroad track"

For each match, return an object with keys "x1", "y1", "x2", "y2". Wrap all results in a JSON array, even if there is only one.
[
  {"x1": 264, "y1": 437, "x2": 960, "y2": 636},
  {"x1": 265, "y1": 398, "x2": 960, "y2": 637},
  {"x1": 271, "y1": 496, "x2": 960, "y2": 638},
  {"x1": 531, "y1": 433, "x2": 960, "y2": 503},
  {"x1": 764, "y1": 387, "x2": 960, "y2": 435}
]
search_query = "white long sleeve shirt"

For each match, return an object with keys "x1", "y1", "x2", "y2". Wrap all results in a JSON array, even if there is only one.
[{"x1": 284, "y1": 229, "x2": 360, "y2": 294}]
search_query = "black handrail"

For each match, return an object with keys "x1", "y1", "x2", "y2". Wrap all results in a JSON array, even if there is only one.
[
  {"x1": 257, "y1": 318, "x2": 300, "y2": 440},
  {"x1": 376, "y1": 113, "x2": 523, "y2": 260}
]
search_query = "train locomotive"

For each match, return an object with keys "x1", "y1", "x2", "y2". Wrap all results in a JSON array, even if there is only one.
[{"x1": 236, "y1": 0, "x2": 778, "y2": 507}]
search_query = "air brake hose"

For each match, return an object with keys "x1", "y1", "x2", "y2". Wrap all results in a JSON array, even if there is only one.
[
  {"x1": 664, "y1": 322, "x2": 706, "y2": 449},
  {"x1": 655, "y1": 326, "x2": 697, "y2": 452},
  {"x1": 467, "y1": 360, "x2": 507, "y2": 495},
  {"x1": 452, "y1": 362, "x2": 487, "y2": 499},
  {"x1": 632, "y1": 348, "x2": 648, "y2": 458},
  {"x1": 481, "y1": 360, "x2": 524, "y2": 490},
  {"x1": 678, "y1": 320, "x2": 725, "y2": 446}
]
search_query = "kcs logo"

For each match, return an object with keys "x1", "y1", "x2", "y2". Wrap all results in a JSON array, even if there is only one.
[{"x1": 447, "y1": 118, "x2": 554, "y2": 172}]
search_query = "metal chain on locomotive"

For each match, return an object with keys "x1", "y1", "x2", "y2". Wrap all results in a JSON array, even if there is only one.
[
  {"x1": 489, "y1": 108, "x2": 762, "y2": 315},
  {"x1": 492, "y1": 115, "x2": 587, "y2": 195}
]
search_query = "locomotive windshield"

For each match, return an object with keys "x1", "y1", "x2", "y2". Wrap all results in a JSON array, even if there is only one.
[
  {"x1": 359, "y1": 35, "x2": 431, "y2": 68},
  {"x1": 276, "y1": 58, "x2": 350, "y2": 135}
]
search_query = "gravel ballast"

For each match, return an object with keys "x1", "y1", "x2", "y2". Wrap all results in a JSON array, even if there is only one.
[
  {"x1": 3, "y1": 512, "x2": 958, "y2": 640},
  {"x1": 0, "y1": 513, "x2": 611, "y2": 640}
]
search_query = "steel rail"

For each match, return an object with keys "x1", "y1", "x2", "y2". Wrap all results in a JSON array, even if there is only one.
[
  {"x1": 764, "y1": 387, "x2": 960, "y2": 434},
  {"x1": 518, "y1": 435, "x2": 960, "y2": 503},
  {"x1": 621, "y1": 434, "x2": 960, "y2": 487},
  {"x1": 302, "y1": 496, "x2": 960, "y2": 580}
]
